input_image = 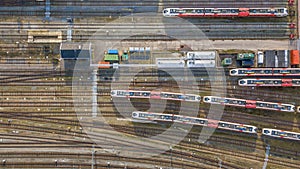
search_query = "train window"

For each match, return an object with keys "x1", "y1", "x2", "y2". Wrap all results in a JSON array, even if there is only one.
[
  {"x1": 279, "y1": 132, "x2": 287, "y2": 137},
  {"x1": 298, "y1": 135, "x2": 300, "y2": 139},
  {"x1": 205, "y1": 9, "x2": 212, "y2": 13},
  {"x1": 196, "y1": 9, "x2": 204, "y2": 13},
  {"x1": 263, "y1": 130, "x2": 270, "y2": 134},
  {"x1": 271, "y1": 131, "x2": 277, "y2": 135},
  {"x1": 185, "y1": 9, "x2": 194, "y2": 13}
]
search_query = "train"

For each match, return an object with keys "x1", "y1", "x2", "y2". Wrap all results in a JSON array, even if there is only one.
[
  {"x1": 111, "y1": 90, "x2": 201, "y2": 102},
  {"x1": 298, "y1": 106, "x2": 300, "y2": 113},
  {"x1": 132, "y1": 111, "x2": 257, "y2": 134},
  {"x1": 163, "y1": 8, "x2": 288, "y2": 17},
  {"x1": 262, "y1": 128, "x2": 300, "y2": 141},
  {"x1": 132, "y1": 112, "x2": 300, "y2": 141},
  {"x1": 230, "y1": 68, "x2": 300, "y2": 76},
  {"x1": 238, "y1": 79, "x2": 300, "y2": 87},
  {"x1": 203, "y1": 96, "x2": 295, "y2": 112}
]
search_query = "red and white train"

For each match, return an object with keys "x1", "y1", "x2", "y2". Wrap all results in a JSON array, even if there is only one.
[
  {"x1": 203, "y1": 96, "x2": 295, "y2": 112},
  {"x1": 163, "y1": 8, "x2": 288, "y2": 17},
  {"x1": 238, "y1": 78, "x2": 300, "y2": 87},
  {"x1": 111, "y1": 90, "x2": 201, "y2": 102},
  {"x1": 132, "y1": 111, "x2": 257, "y2": 134},
  {"x1": 262, "y1": 128, "x2": 300, "y2": 141},
  {"x1": 230, "y1": 68, "x2": 300, "y2": 76}
]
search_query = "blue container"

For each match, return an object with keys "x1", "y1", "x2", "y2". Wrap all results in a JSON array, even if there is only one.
[{"x1": 108, "y1": 49, "x2": 118, "y2": 55}]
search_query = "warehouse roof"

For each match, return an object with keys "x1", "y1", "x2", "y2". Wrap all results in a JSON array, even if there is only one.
[{"x1": 60, "y1": 42, "x2": 91, "y2": 50}]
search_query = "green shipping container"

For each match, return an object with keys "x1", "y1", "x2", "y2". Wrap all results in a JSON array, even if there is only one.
[
  {"x1": 237, "y1": 53, "x2": 255, "y2": 60},
  {"x1": 221, "y1": 58, "x2": 232, "y2": 66}
]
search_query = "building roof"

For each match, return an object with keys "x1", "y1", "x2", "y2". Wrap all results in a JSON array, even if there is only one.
[
  {"x1": 265, "y1": 50, "x2": 289, "y2": 68},
  {"x1": 60, "y1": 42, "x2": 91, "y2": 50},
  {"x1": 104, "y1": 54, "x2": 119, "y2": 61}
]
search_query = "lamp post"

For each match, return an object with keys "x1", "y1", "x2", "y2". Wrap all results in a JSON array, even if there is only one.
[
  {"x1": 170, "y1": 145, "x2": 173, "y2": 169},
  {"x1": 91, "y1": 145, "x2": 97, "y2": 169}
]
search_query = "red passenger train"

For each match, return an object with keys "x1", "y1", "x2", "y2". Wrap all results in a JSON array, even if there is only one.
[{"x1": 238, "y1": 79, "x2": 300, "y2": 87}]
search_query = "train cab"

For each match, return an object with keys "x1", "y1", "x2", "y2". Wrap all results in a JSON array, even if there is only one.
[
  {"x1": 229, "y1": 69, "x2": 238, "y2": 76},
  {"x1": 111, "y1": 90, "x2": 127, "y2": 97},
  {"x1": 203, "y1": 96, "x2": 212, "y2": 103},
  {"x1": 238, "y1": 79, "x2": 247, "y2": 86},
  {"x1": 262, "y1": 128, "x2": 271, "y2": 135},
  {"x1": 162, "y1": 8, "x2": 181, "y2": 17},
  {"x1": 274, "y1": 8, "x2": 288, "y2": 17},
  {"x1": 292, "y1": 79, "x2": 300, "y2": 86}
]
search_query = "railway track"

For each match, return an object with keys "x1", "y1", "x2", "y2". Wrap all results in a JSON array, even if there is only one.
[
  {"x1": 0, "y1": 18, "x2": 291, "y2": 40},
  {"x1": 0, "y1": 116, "x2": 299, "y2": 168}
]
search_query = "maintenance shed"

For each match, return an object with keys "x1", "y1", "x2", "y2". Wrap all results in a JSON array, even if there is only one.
[
  {"x1": 60, "y1": 42, "x2": 91, "y2": 59},
  {"x1": 104, "y1": 54, "x2": 119, "y2": 64},
  {"x1": 265, "y1": 50, "x2": 289, "y2": 68}
]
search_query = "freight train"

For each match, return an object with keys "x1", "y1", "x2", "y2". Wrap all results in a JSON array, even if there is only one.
[
  {"x1": 132, "y1": 111, "x2": 257, "y2": 134},
  {"x1": 230, "y1": 68, "x2": 300, "y2": 76},
  {"x1": 203, "y1": 96, "x2": 295, "y2": 112},
  {"x1": 238, "y1": 79, "x2": 300, "y2": 87},
  {"x1": 163, "y1": 8, "x2": 288, "y2": 17},
  {"x1": 111, "y1": 90, "x2": 201, "y2": 102},
  {"x1": 262, "y1": 128, "x2": 300, "y2": 141}
]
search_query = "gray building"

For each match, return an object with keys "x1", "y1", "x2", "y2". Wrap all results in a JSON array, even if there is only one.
[
  {"x1": 264, "y1": 50, "x2": 289, "y2": 68},
  {"x1": 60, "y1": 42, "x2": 92, "y2": 59}
]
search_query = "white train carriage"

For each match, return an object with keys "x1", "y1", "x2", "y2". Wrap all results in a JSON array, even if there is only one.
[
  {"x1": 256, "y1": 101, "x2": 295, "y2": 112},
  {"x1": 230, "y1": 68, "x2": 273, "y2": 76},
  {"x1": 262, "y1": 128, "x2": 300, "y2": 141},
  {"x1": 111, "y1": 90, "x2": 201, "y2": 102},
  {"x1": 111, "y1": 90, "x2": 151, "y2": 99},
  {"x1": 187, "y1": 60, "x2": 215, "y2": 68},
  {"x1": 238, "y1": 79, "x2": 284, "y2": 87},
  {"x1": 132, "y1": 111, "x2": 173, "y2": 122},
  {"x1": 204, "y1": 96, "x2": 295, "y2": 112},
  {"x1": 186, "y1": 51, "x2": 216, "y2": 60},
  {"x1": 203, "y1": 96, "x2": 246, "y2": 107},
  {"x1": 239, "y1": 79, "x2": 300, "y2": 87},
  {"x1": 172, "y1": 115, "x2": 208, "y2": 126},
  {"x1": 248, "y1": 8, "x2": 288, "y2": 17},
  {"x1": 230, "y1": 68, "x2": 300, "y2": 76},
  {"x1": 273, "y1": 68, "x2": 300, "y2": 76},
  {"x1": 218, "y1": 121, "x2": 257, "y2": 134},
  {"x1": 160, "y1": 92, "x2": 201, "y2": 102},
  {"x1": 162, "y1": 7, "x2": 287, "y2": 17},
  {"x1": 132, "y1": 111, "x2": 257, "y2": 134}
]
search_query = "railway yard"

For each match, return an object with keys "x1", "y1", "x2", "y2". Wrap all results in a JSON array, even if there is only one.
[{"x1": 0, "y1": 0, "x2": 300, "y2": 169}]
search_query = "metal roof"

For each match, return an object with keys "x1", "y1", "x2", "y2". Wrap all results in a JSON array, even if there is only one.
[
  {"x1": 264, "y1": 50, "x2": 289, "y2": 68},
  {"x1": 104, "y1": 54, "x2": 119, "y2": 61},
  {"x1": 60, "y1": 42, "x2": 91, "y2": 50}
]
